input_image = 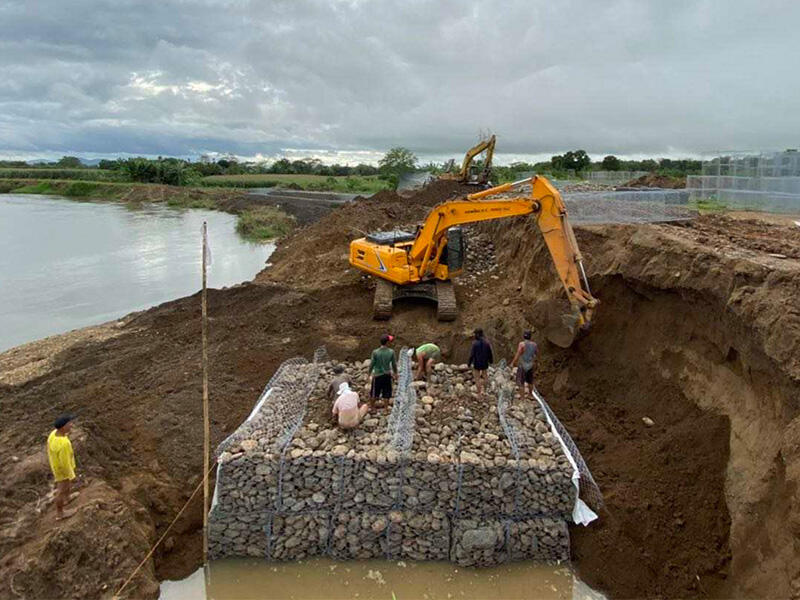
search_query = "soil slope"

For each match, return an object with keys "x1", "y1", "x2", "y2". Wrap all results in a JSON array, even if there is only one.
[{"x1": 1, "y1": 183, "x2": 799, "y2": 599}]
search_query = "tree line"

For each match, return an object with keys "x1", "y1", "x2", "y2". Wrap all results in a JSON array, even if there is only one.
[{"x1": 0, "y1": 148, "x2": 702, "y2": 188}]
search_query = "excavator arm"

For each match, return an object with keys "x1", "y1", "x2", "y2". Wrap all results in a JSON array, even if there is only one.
[{"x1": 409, "y1": 176, "x2": 598, "y2": 329}]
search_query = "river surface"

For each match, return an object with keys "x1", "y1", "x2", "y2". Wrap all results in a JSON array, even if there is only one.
[
  {"x1": 0, "y1": 195, "x2": 273, "y2": 352},
  {"x1": 160, "y1": 558, "x2": 605, "y2": 600}
]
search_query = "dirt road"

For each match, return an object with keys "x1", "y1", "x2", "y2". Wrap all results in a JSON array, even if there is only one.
[{"x1": 1, "y1": 182, "x2": 799, "y2": 598}]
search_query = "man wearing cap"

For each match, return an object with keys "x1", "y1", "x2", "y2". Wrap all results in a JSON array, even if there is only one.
[
  {"x1": 47, "y1": 415, "x2": 77, "y2": 520},
  {"x1": 369, "y1": 334, "x2": 397, "y2": 407}
]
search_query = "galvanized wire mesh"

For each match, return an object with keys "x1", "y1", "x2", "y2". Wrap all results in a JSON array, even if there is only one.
[
  {"x1": 493, "y1": 361, "x2": 523, "y2": 517},
  {"x1": 216, "y1": 356, "x2": 309, "y2": 457},
  {"x1": 688, "y1": 151, "x2": 800, "y2": 212},
  {"x1": 533, "y1": 389, "x2": 604, "y2": 511},
  {"x1": 385, "y1": 346, "x2": 417, "y2": 455},
  {"x1": 491, "y1": 363, "x2": 604, "y2": 514},
  {"x1": 563, "y1": 189, "x2": 693, "y2": 224}
]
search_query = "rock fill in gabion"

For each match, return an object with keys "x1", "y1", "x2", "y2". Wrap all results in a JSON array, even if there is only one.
[{"x1": 210, "y1": 357, "x2": 576, "y2": 566}]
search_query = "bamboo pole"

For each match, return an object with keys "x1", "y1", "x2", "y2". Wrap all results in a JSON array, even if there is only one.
[{"x1": 201, "y1": 221, "x2": 210, "y2": 564}]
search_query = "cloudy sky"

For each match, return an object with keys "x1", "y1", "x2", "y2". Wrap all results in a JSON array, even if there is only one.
[{"x1": 1, "y1": 0, "x2": 798, "y2": 164}]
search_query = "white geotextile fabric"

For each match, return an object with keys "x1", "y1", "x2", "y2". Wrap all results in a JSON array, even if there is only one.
[{"x1": 532, "y1": 389, "x2": 598, "y2": 526}]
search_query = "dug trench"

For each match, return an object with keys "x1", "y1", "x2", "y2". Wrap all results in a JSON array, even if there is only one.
[{"x1": 1, "y1": 181, "x2": 799, "y2": 599}]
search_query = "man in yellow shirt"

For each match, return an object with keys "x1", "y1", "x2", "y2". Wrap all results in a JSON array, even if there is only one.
[{"x1": 47, "y1": 415, "x2": 77, "y2": 520}]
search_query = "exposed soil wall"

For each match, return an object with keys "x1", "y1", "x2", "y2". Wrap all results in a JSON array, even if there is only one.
[
  {"x1": 477, "y1": 215, "x2": 800, "y2": 597},
  {"x1": 1, "y1": 180, "x2": 798, "y2": 599}
]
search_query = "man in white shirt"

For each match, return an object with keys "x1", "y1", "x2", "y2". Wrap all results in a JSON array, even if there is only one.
[{"x1": 332, "y1": 382, "x2": 369, "y2": 429}]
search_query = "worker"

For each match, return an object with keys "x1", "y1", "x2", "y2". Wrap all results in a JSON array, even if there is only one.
[
  {"x1": 327, "y1": 365, "x2": 350, "y2": 402},
  {"x1": 511, "y1": 330, "x2": 538, "y2": 398},
  {"x1": 410, "y1": 342, "x2": 441, "y2": 380},
  {"x1": 468, "y1": 328, "x2": 494, "y2": 398},
  {"x1": 332, "y1": 382, "x2": 369, "y2": 429},
  {"x1": 47, "y1": 414, "x2": 77, "y2": 520},
  {"x1": 369, "y1": 334, "x2": 397, "y2": 407}
]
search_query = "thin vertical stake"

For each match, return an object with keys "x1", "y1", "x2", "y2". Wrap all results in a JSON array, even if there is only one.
[{"x1": 202, "y1": 221, "x2": 210, "y2": 564}]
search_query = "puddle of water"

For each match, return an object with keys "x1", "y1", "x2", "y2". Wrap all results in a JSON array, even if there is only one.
[{"x1": 159, "y1": 558, "x2": 605, "y2": 600}]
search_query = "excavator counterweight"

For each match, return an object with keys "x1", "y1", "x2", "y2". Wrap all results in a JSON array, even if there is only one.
[{"x1": 348, "y1": 176, "x2": 598, "y2": 346}]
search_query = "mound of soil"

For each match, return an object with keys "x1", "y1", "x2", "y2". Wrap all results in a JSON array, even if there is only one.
[
  {"x1": 2, "y1": 180, "x2": 799, "y2": 599},
  {"x1": 621, "y1": 173, "x2": 686, "y2": 189}
]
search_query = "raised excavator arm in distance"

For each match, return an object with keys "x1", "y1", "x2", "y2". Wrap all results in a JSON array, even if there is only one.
[
  {"x1": 440, "y1": 134, "x2": 496, "y2": 186},
  {"x1": 348, "y1": 176, "x2": 598, "y2": 345}
]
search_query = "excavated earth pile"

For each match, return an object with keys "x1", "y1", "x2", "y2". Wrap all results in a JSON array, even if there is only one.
[{"x1": 0, "y1": 178, "x2": 799, "y2": 599}]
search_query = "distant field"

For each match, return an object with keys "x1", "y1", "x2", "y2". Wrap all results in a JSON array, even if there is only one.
[
  {"x1": 201, "y1": 173, "x2": 390, "y2": 193},
  {"x1": 204, "y1": 174, "x2": 351, "y2": 183},
  {"x1": 0, "y1": 168, "x2": 124, "y2": 182}
]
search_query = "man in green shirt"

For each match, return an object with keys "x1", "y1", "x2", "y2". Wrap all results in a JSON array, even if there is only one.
[
  {"x1": 369, "y1": 334, "x2": 397, "y2": 405},
  {"x1": 411, "y1": 342, "x2": 441, "y2": 380}
]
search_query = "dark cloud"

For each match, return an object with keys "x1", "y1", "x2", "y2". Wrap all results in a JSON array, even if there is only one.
[{"x1": 1, "y1": 0, "x2": 799, "y2": 161}]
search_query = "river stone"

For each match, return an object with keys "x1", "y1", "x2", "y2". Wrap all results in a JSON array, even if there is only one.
[{"x1": 461, "y1": 528, "x2": 498, "y2": 551}]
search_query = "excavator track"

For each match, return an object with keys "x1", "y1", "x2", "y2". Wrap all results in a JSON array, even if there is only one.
[
  {"x1": 436, "y1": 280, "x2": 458, "y2": 321},
  {"x1": 373, "y1": 278, "x2": 394, "y2": 320}
]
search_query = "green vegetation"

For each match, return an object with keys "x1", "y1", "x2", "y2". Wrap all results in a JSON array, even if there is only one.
[
  {"x1": 202, "y1": 173, "x2": 390, "y2": 193},
  {"x1": 235, "y1": 206, "x2": 296, "y2": 241},
  {"x1": 0, "y1": 168, "x2": 125, "y2": 182},
  {"x1": 10, "y1": 180, "x2": 125, "y2": 198},
  {"x1": 690, "y1": 197, "x2": 727, "y2": 213}
]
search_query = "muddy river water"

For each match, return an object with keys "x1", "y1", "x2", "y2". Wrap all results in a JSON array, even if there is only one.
[
  {"x1": 0, "y1": 194, "x2": 273, "y2": 351},
  {"x1": 160, "y1": 558, "x2": 605, "y2": 600}
]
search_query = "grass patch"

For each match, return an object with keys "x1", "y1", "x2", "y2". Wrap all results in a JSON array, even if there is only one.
[
  {"x1": 165, "y1": 195, "x2": 217, "y2": 210},
  {"x1": 0, "y1": 168, "x2": 124, "y2": 182},
  {"x1": 235, "y1": 207, "x2": 296, "y2": 242},
  {"x1": 202, "y1": 173, "x2": 390, "y2": 193},
  {"x1": 13, "y1": 181, "x2": 58, "y2": 194},
  {"x1": 689, "y1": 198, "x2": 727, "y2": 213}
]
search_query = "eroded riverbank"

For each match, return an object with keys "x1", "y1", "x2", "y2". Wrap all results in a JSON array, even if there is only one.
[{"x1": 2, "y1": 181, "x2": 799, "y2": 598}]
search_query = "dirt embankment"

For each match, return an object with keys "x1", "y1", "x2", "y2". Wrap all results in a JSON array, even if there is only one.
[
  {"x1": 1, "y1": 181, "x2": 799, "y2": 599},
  {"x1": 621, "y1": 173, "x2": 687, "y2": 188}
]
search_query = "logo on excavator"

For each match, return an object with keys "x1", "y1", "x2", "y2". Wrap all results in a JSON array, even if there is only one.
[{"x1": 375, "y1": 250, "x2": 387, "y2": 272}]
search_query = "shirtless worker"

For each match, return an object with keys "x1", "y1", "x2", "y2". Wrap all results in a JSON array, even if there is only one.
[
  {"x1": 410, "y1": 342, "x2": 441, "y2": 381},
  {"x1": 47, "y1": 414, "x2": 78, "y2": 520},
  {"x1": 511, "y1": 330, "x2": 538, "y2": 398},
  {"x1": 332, "y1": 382, "x2": 369, "y2": 429}
]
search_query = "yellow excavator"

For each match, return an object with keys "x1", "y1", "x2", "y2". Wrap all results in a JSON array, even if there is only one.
[
  {"x1": 349, "y1": 176, "x2": 598, "y2": 347},
  {"x1": 440, "y1": 134, "x2": 496, "y2": 186}
]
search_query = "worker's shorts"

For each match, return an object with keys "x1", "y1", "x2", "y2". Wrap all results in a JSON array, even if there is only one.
[
  {"x1": 371, "y1": 374, "x2": 393, "y2": 399},
  {"x1": 516, "y1": 366, "x2": 534, "y2": 386},
  {"x1": 426, "y1": 351, "x2": 442, "y2": 362}
]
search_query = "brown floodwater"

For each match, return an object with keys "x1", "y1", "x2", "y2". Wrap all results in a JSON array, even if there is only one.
[{"x1": 159, "y1": 558, "x2": 605, "y2": 600}]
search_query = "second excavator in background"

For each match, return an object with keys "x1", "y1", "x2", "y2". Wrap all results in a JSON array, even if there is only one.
[
  {"x1": 440, "y1": 134, "x2": 496, "y2": 186},
  {"x1": 348, "y1": 176, "x2": 599, "y2": 347}
]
